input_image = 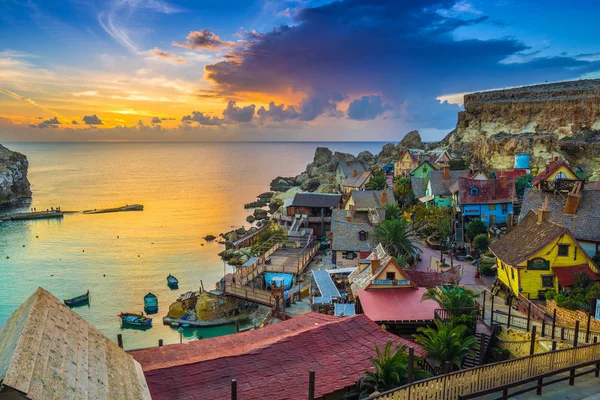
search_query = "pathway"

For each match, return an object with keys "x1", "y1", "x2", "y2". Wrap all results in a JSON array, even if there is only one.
[{"x1": 412, "y1": 240, "x2": 478, "y2": 285}]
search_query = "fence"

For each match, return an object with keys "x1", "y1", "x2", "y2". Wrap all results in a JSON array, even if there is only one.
[{"x1": 369, "y1": 341, "x2": 600, "y2": 399}]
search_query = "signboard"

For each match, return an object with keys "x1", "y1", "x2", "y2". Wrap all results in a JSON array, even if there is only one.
[
  {"x1": 463, "y1": 208, "x2": 480, "y2": 215},
  {"x1": 596, "y1": 299, "x2": 600, "y2": 321},
  {"x1": 527, "y1": 258, "x2": 550, "y2": 271}
]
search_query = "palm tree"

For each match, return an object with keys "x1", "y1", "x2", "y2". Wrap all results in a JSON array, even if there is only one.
[
  {"x1": 414, "y1": 320, "x2": 478, "y2": 370},
  {"x1": 357, "y1": 341, "x2": 427, "y2": 398},
  {"x1": 375, "y1": 218, "x2": 415, "y2": 258},
  {"x1": 384, "y1": 203, "x2": 402, "y2": 221},
  {"x1": 421, "y1": 286, "x2": 478, "y2": 313},
  {"x1": 367, "y1": 173, "x2": 387, "y2": 190},
  {"x1": 394, "y1": 254, "x2": 409, "y2": 269}
]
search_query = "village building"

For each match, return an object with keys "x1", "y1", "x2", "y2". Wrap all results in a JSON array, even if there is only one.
[
  {"x1": 349, "y1": 244, "x2": 439, "y2": 335},
  {"x1": 130, "y1": 312, "x2": 425, "y2": 400},
  {"x1": 344, "y1": 188, "x2": 395, "y2": 213},
  {"x1": 532, "y1": 157, "x2": 581, "y2": 192},
  {"x1": 489, "y1": 206, "x2": 600, "y2": 300},
  {"x1": 409, "y1": 160, "x2": 437, "y2": 179},
  {"x1": 330, "y1": 208, "x2": 374, "y2": 267},
  {"x1": 421, "y1": 166, "x2": 469, "y2": 207},
  {"x1": 0, "y1": 288, "x2": 151, "y2": 400},
  {"x1": 451, "y1": 175, "x2": 516, "y2": 242},
  {"x1": 275, "y1": 192, "x2": 341, "y2": 236},
  {"x1": 340, "y1": 169, "x2": 372, "y2": 194},
  {"x1": 336, "y1": 160, "x2": 368, "y2": 181},
  {"x1": 394, "y1": 149, "x2": 452, "y2": 178},
  {"x1": 520, "y1": 185, "x2": 600, "y2": 256}
]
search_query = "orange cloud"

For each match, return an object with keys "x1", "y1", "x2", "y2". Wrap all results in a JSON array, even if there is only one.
[{"x1": 152, "y1": 48, "x2": 186, "y2": 63}]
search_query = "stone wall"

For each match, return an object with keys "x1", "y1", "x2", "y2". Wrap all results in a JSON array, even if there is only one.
[{"x1": 546, "y1": 300, "x2": 600, "y2": 331}]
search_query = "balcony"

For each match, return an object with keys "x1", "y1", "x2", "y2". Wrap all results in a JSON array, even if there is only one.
[{"x1": 540, "y1": 179, "x2": 584, "y2": 192}]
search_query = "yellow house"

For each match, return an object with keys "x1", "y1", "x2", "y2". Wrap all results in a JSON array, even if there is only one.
[
  {"x1": 532, "y1": 157, "x2": 579, "y2": 190},
  {"x1": 341, "y1": 170, "x2": 372, "y2": 194},
  {"x1": 489, "y1": 207, "x2": 599, "y2": 300},
  {"x1": 394, "y1": 149, "x2": 423, "y2": 177}
]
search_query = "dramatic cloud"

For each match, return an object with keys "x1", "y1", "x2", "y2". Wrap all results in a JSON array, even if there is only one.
[
  {"x1": 298, "y1": 90, "x2": 341, "y2": 121},
  {"x1": 347, "y1": 96, "x2": 391, "y2": 120},
  {"x1": 181, "y1": 111, "x2": 224, "y2": 125},
  {"x1": 151, "y1": 117, "x2": 162, "y2": 123},
  {"x1": 82, "y1": 114, "x2": 103, "y2": 125},
  {"x1": 257, "y1": 101, "x2": 299, "y2": 123},
  {"x1": 223, "y1": 100, "x2": 255, "y2": 123},
  {"x1": 173, "y1": 29, "x2": 233, "y2": 50},
  {"x1": 152, "y1": 47, "x2": 185, "y2": 63},
  {"x1": 202, "y1": 0, "x2": 600, "y2": 130},
  {"x1": 29, "y1": 116, "x2": 61, "y2": 128}
]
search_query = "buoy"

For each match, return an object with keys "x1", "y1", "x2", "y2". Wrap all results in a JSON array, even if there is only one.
[
  {"x1": 82, "y1": 250, "x2": 85, "y2": 252},
  {"x1": 117, "y1": 236, "x2": 119, "y2": 239},
  {"x1": 6, "y1": 256, "x2": 9, "y2": 259},
  {"x1": 50, "y1": 274, "x2": 53, "y2": 277},
  {"x1": 22, "y1": 245, "x2": 25, "y2": 247},
  {"x1": 36, "y1": 236, "x2": 39, "y2": 238},
  {"x1": 103, "y1": 274, "x2": 106, "y2": 277},
  {"x1": 138, "y1": 255, "x2": 140, "y2": 257}
]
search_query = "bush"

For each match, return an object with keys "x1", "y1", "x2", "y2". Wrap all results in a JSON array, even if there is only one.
[
  {"x1": 593, "y1": 253, "x2": 600, "y2": 265},
  {"x1": 472, "y1": 234, "x2": 490, "y2": 252},
  {"x1": 466, "y1": 219, "x2": 487, "y2": 241},
  {"x1": 545, "y1": 290, "x2": 557, "y2": 301},
  {"x1": 479, "y1": 262, "x2": 496, "y2": 277}
]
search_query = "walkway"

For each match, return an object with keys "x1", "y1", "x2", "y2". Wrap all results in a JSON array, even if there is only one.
[
  {"x1": 312, "y1": 270, "x2": 341, "y2": 299},
  {"x1": 412, "y1": 240, "x2": 479, "y2": 285}
]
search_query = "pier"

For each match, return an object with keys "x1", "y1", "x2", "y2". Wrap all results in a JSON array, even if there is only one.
[
  {"x1": 82, "y1": 204, "x2": 143, "y2": 214},
  {"x1": 0, "y1": 210, "x2": 64, "y2": 221}
]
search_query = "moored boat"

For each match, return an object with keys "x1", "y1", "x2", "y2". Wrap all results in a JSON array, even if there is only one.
[
  {"x1": 167, "y1": 274, "x2": 179, "y2": 289},
  {"x1": 64, "y1": 290, "x2": 90, "y2": 307},
  {"x1": 144, "y1": 292, "x2": 159, "y2": 314},
  {"x1": 119, "y1": 312, "x2": 152, "y2": 328}
]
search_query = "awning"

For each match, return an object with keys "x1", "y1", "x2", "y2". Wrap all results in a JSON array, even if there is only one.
[
  {"x1": 418, "y1": 195, "x2": 434, "y2": 203},
  {"x1": 553, "y1": 265, "x2": 600, "y2": 288}
]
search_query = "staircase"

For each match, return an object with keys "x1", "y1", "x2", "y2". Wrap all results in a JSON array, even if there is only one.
[{"x1": 462, "y1": 333, "x2": 491, "y2": 369}]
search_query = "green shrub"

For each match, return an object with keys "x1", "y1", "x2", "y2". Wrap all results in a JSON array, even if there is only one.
[
  {"x1": 479, "y1": 262, "x2": 496, "y2": 277},
  {"x1": 593, "y1": 253, "x2": 600, "y2": 265},
  {"x1": 545, "y1": 290, "x2": 557, "y2": 301},
  {"x1": 466, "y1": 219, "x2": 487, "y2": 241},
  {"x1": 472, "y1": 234, "x2": 490, "y2": 252}
]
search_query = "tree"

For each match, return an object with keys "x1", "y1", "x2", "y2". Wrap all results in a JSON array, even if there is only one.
[
  {"x1": 394, "y1": 177, "x2": 414, "y2": 208},
  {"x1": 515, "y1": 173, "x2": 534, "y2": 198},
  {"x1": 466, "y1": 219, "x2": 487, "y2": 241},
  {"x1": 356, "y1": 341, "x2": 427, "y2": 398},
  {"x1": 472, "y1": 234, "x2": 490, "y2": 253},
  {"x1": 384, "y1": 204, "x2": 402, "y2": 221},
  {"x1": 394, "y1": 254, "x2": 409, "y2": 269},
  {"x1": 422, "y1": 286, "x2": 478, "y2": 312},
  {"x1": 367, "y1": 173, "x2": 387, "y2": 190},
  {"x1": 375, "y1": 218, "x2": 415, "y2": 258},
  {"x1": 414, "y1": 320, "x2": 478, "y2": 369}
]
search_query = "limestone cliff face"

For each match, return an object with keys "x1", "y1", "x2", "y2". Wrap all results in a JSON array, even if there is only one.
[
  {"x1": 446, "y1": 79, "x2": 600, "y2": 178},
  {"x1": 0, "y1": 144, "x2": 32, "y2": 206}
]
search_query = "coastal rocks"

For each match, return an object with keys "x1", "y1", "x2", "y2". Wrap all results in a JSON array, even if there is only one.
[
  {"x1": 246, "y1": 215, "x2": 256, "y2": 223},
  {"x1": 244, "y1": 199, "x2": 268, "y2": 208},
  {"x1": 270, "y1": 176, "x2": 298, "y2": 192},
  {"x1": 257, "y1": 192, "x2": 274, "y2": 199},
  {"x1": 300, "y1": 177, "x2": 321, "y2": 191},
  {"x1": 375, "y1": 143, "x2": 402, "y2": 166},
  {"x1": 204, "y1": 235, "x2": 216, "y2": 241},
  {"x1": 399, "y1": 130, "x2": 424, "y2": 149},
  {"x1": 269, "y1": 187, "x2": 301, "y2": 214},
  {"x1": 0, "y1": 144, "x2": 32, "y2": 206},
  {"x1": 357, "y1": 151, "x2": 375, "y2": 166},
  {"x1": 253, "y1": 209, "x2": 268, "y2": 220}
]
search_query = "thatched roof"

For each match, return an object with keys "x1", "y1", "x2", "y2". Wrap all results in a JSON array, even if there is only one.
[{"x1": 0, "y1": 288, "x2": 151, "y2": 400}]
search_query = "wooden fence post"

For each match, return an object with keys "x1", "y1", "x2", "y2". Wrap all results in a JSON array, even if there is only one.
[
  {"x1": 117, "y1": 334, "x2": 123, "y2": 349},
  {"x1": 231, "y1": 379, "x2": 237, "y2": 400},
  {"x1": 490, "y1": 294, "x2": 495, "y2": 323},
  {"x1": 482, "y1": 291, "x2": 486, "y2": 321},
  {"x1": 527, "y1": 304, "x2": 531, "y2": 331},
  {"x1": 586, "y1": 313, "x2": 592, "y2": 343},
  {"x1": 408, "y1": 347, "x2": 415, "y2": 383},
  {"x1": 507, "y1": 297, "x2": 512, "y2": 329},
  {"x1": 443, "y1": 361, "x2": 451, "y2": 374},
  {"x1": 561, "y1": 327, "x2": 565, "y2": 341},
  {"x1": 541, "y1": 319, "x2": 546, "y2": 337},
  {"x1": 308, "y1": 370, "x2": 315, "y2": 400},
  {"x1": 574, "y1": 321, "x2": 580, "y2": 347},
  {"x1": 595, "y1": 337, "x2": 600, "y2": 378},
  {"x1": 551, "y1": 309, "x2": 556, "y2": 339},
  {"x1": 530, "y1": 325, "x2": 537, "y2": 356}
]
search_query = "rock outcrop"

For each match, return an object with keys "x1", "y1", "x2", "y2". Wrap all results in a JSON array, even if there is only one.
[
  {"x1": 444, "y1": 79, "x2": 600, "y2": 179},
  {"x1": 399, "y1": 130, "x2": 424, "y2": 149},
  {"x1": 0, "y1": 144, "x2": 31, "y2": 206}
]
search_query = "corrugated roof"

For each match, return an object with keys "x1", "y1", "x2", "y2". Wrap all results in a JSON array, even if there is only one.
[
  {"x1": 0, "y1": 288, "x2": 151, "y2": 400},
  {"x1": 290, "y1": 192, "x2": 342, "y2": 208},
  {"x1": 519, "y1": 188, "x2": 600, "y2": 243},
  {"x1": 312, "y1": 270, "x2": 342, "y2": 298},
  {"x1": 330, "y1": 209, "x2": 373, "y2": 252},
  {"x1": 428, "y1": 170, "x2": 470, "y2": 196},
  {"x1": 342, "y1": 171, "x2": 372, "y2": 188},
  {"x1": 132, "y1": 313, "x2": 423, "y2": 400},
  {"x1": 350, "y1": 188, "x2": 395, "y2": 210},
  {"x1": 489, "y1": 210, "x2": 568, "y2": 266},
  {"x1": 458, "y1": 177, "x2": 515, "y2": 205}
]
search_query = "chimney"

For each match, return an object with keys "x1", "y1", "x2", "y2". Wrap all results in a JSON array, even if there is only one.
[
  {"x1": 345, "y1": 210, "x2": 353, "y2": 222},
  {"x1": 352, "y1": 168, "x2": 358, "y2": 177},
  {"x1": 380, "y1": 190, "x2": 388, "y2": 204},
  {"x1": 370, "y1": 254, "x2": 381, "y2": 275},
  {"x1": 346, "y1": 160, "x2": 352, "y2": 166},
  {"x1": 538, "y1": 196, "x2": 552, "y2": 223},
  {"x1": 563, "y1": 181, "x2": 582, "y2": 215},
  {"x1": 500, "y1": 173, "x2": 508, "y2": 189},
  {"x1": 443, "y1": 165, "x2": 451, "y2": 180},
  {"x1": 549, "y1": 156, "x2": 559, "y2": 171}
]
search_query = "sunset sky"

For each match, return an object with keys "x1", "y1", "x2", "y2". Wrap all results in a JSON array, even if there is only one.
[{"x1": 1, "y1": 0, "x2": 600, "y2": 142}]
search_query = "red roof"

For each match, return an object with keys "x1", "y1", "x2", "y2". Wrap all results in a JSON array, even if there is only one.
[
  {"x1": 553, "y1": 264, "x2": 600, "y2": 288},
  {"x1": 502, "y1": 169, "x2": 528, "y2": 180},
  {"x1": 131, "y1": 313, "x2": 424, "y2": 400},
  {"x1": 458, "y1": 177, "x2": 515, "y2": 205},
  {"x1": 358, "y1": 287, "x2": 438, "y2": 322},
  {"x1": 532, "y1": 160, "x2": 576, "y2": 185}
]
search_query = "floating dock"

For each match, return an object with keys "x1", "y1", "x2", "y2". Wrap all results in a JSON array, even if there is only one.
[
  {"x1": 0, "y1": 211, "x2": 64, "y2": 222},
  {"x1": 82, "y1": 204, "x2": 143, "y2": 214}
]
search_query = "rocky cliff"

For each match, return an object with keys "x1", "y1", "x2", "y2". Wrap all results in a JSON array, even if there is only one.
[
  {"x1": 0, "y1": 144, "x2": 32, "y2": 206},
  {"x1": 446, "y1": 79, "x2": 600, "y2": 178}
]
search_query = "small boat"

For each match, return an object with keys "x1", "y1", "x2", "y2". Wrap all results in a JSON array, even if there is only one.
[
  {"x1": 64, "y1": 290, "x2": 90, "y2": 307},
  {"x1": 144, "y1": 292, "x2": 159, "y2": 314},
  {"x1": 167, "y1": 274, "x2": 179, "y2": 289},
  {"x1": 119, "y1": 312, "x2": 152, "y2": 328}
]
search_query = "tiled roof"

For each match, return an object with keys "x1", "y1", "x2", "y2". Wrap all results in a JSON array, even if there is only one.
[
  {"x1": 458, "y1": 177, "x2": 515, "y2": 205},
  {"x1": 0, "y1": 288, "x2": 151, "y2": 400},
  {"x1": 501, "y1": 169, "x2": 528, "y2": 180},
  {"x1": 290, "y1": 192, "x2": 342, "y2": 208},
  {"x1": 351, "y1": 189, "x2": 395, "y2": 210},
  {"x1": 428, "y1": 170, "x2": 470, "y2": 196},
  {"x1": 349, "y1": 245, "x2": 414, "y2": 295},
  {"x1": 132, "y1": 313, "x2": 424, "y2": 400},
  {"x1": 532, "y1": 160, "x2": 577, "y2": 185},
  {"x1": 519, "y1": 188, "x2": 600, "y2": 243},
  {"x1": 342, "y1": 171, "x2": 371, "y2": 188},
  {"x1": 338, "y1": 160, "x2": 368, "y2": 178},
  {"x1": 553, "y1": 265, "x2": 600, "y2": 287},
  {"x1": 411, "y1": 177, "x2": 426, "y2": 199},
  {"x1": 331, "y1": 209, "x2": 373, "y2": 252},
  {"x1": 489, "y1": 210, "x2": 568, "y2": 266}
]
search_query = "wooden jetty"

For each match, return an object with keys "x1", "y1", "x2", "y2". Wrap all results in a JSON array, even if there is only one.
[
  {"x1": 0, "y1": 210, "x2": 64, "y2": 222},
  {"x1": 82, "y1": 204, "x2": 143, "y2": 214}
]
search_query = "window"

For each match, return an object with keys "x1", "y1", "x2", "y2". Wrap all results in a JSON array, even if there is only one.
[
  {"x1": 358, "y1": 230, "x2": 367, "y2": 241},
  {"x1": 511, "y1": 268, "x2": 515, "y2": 280},
  {"x1": 489, "y1": 204, "x2": 496, "y2": 211},
  {"x1": 423, "y1": 166, "x2": 428, "y2": 173},
  {"x1": 470, "y1": 187, "x2": 479, "y2": 196},
  {"x1": 542, "y1": 275, "x2": 554, "y2": 288},
  {"x1": 500, "y1": 262, "x2": 504, "y2": 270},
  {"x1": 558, "y1": 245, "x2": 569, "y2": 257},
  {"x1": 502, "y1": 203, "x2": 508, "y2": 214},
  {"x1": 386, "y1": 272, "x2": 395, "y2": 281},
  {"x1": 554, "y1": 172, "x2": 567, "y2": 180},
  {"x1": 344, "y1": 251, "x2": 357, "y2": 260}
]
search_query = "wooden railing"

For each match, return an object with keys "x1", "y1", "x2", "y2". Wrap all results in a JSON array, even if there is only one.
[
  {"x1": 223, "y1": 283, "x2": 276, "y2": 307},
  {"x1": 369, "y1": 341, "x2": 600, "y2": 399},
  {"x1": 540, "y1": 179, "x2": 584, "y2": 192}
]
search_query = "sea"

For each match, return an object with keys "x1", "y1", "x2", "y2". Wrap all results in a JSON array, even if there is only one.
[{"x1": 0, "y1": 142, "x2": 388, "y2": 350}]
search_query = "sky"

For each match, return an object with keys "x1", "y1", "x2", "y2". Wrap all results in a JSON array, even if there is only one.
[{"x1": 1, "y1": 0, "x2": 600, "y2": 142}]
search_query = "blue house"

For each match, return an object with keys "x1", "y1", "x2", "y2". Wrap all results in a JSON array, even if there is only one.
[{"x1": 452, "y1": 176, "x2": 515, "y2": 242}]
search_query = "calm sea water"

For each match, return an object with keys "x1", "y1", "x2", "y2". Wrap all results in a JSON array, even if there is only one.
[{"x1": 0, "y1": 142, "x2": 387, "y2": 349}]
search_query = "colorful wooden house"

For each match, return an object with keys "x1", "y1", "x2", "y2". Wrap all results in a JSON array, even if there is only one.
[
  {"x1": 394, "y1": 149, "x2": 425, "y2": 177},
  {"x1": 422, "y1": 166, "x2": 469, "y2": 207},
  {"x1": 330, "y1": 209, "x2": 374, "y2": 267},
  {"x1": 489, "y1": 206, "x2": 600, "y2": 300},
  {"x1": 532, "y1": 157, "x2": 581, "y2": 192},
  {"x1": 409, "y1": 160, "x2": 437, "y2": 179},
  {"x1": 341, "y1": 170, "x2": 372, "y2": 194}
]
